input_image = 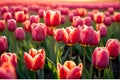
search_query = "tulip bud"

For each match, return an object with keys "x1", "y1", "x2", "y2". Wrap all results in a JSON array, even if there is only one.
[
  {"x1": 30, "y1": 15, "x2": 40, "y2": 25},
  {"x1": 15, "y1": 27, "x2": 26, "y2": 40},
  {"x1": 57, "y1": 7, "x2": 70, "y2": 15},
  {"x1": 72, "y1": 16, "x2": 84, "y2": 27},
  {"x1": 23, "y1": 20, "x2": 31, "y2": 32},
  {"x1": 0, "y1": 62, "x2": 17, "y2": 79},
  {"x1": 84, "y1": 16, "x2": 92, "y2": 26},
  {"x1": 24, "y1": 48, "x2": 45, "y2": 71},
  {"x1": 68, "y1": 13, "x2": 74, "y2": 22},
  {"x1": 0, "y1": 52, "x2": 17, "y2": 67},
  {"x1": 7, "y1": 19, "x2": 17, "y2": 31},
  {"x1": 103, "y1": 17, "x2": 112, "y2": 26},
  {"x1": 38, "y1": 9, "x2": 44, "y2": 18},
  {"x1": 57, "y1": 61, "x2": 83, "y2": 79},
  {"x1": 3, "y1": 12, "x2": 12, "y2": 21},
  {"x1": 108, "y1": 7, "x2": 114, "y2": 15},
  {"x1": 76, "y1": 8, "x2": 87, "y2": 17},
  {"x1": 32, "y1": 23, "x2": 47, "y2": 42},
  {"x1": 0, "y1": 20, "x2": 6, "y2": 31},
  {"x1": 0, "y1": 36, "x2": 8, "y2": 52},
  {"x1": 15, "y1": 11, "x2": 26, "y2": 22},
  {"x1": 99, "y1": 24, "x2": 107, "y2": 37},
  {"x1": 92, "y1": 47, "x2": 109, "y2": 70},
  {"x1": 104, "y1": 11, "x2": 110, "y2": 17},
  {"x1": 53, "y1": 28, "x2": 68, "y2": 43},
  {"x1": 61, "y1": 15, "x2": 66, "y2": 24},
  {"x1": 94, "y1": 12, "x2": 104, "y2": 24},
  {"x1": 106, "y1": 39, "x2": 120, "y2": 59},
  {"x1": 44, "y1": 10, "x2": 61, "y2": 27},
  {"x1": 113, "y1": 12, "x2": 120, "y2": 22}
]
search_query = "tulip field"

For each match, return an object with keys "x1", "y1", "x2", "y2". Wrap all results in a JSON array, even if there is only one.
[{"x1": 0, "y1": 1, "x2": 120, "y2": 79}]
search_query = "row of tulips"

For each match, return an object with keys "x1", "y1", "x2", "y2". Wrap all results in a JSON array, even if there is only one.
[{"x1": 0, "y1": 4, "x2": 120, "y2": 79}]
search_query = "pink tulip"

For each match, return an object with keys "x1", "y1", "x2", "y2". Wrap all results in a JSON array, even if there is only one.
[
  {"x1": 84, "y1": 16, "x2": 92, "y2": 26},
  {"x1": 103, "y1": 17, "x2": 112, "y2": 26},
  {"x1": 38, "y1": 9, "x2": 44, "y2": 18},
  {"x1": 99, "y1": 24, "x2": 107, "y2": 37},
  {"x1": 107, "y1": 7, "x2": 114, "y2": 15},
  {"x1": 0, "y1": 36, "x2": 8, "y2": 52},
  {"x1": 0, "y1": 20, "x2": 6, "y2": 31},
  {"x1": 94, "y1": 12, "x2": 104, "y2": 24},
  {"x1": 7, "y1": 19, "x2": 17, "y2": 31},
  {"x1": 15, "y1": 11, "x2": 26, "y2": 22},
  {"x1": 72, "y1": 16, "x2": 84, "y2": 27},
  {"x1": 3, "y1": 12, "x2": 12, "y2": 21},
  {"x1": 61, "y1": 15, "x2": 66, "y2": 24},
  {"x1": 0, "y1": 6, "x2": 9, "y2": 15},
  {"x1": 30, "y1": 15, "x2": 40, "y2": 25}
]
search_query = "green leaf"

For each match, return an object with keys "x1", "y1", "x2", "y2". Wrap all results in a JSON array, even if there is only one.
[
  {"x1": 83, "y1": 68, "x2": 90, "y2": 79},
  {"x1": 62, "y1": 47, "x2": 70, "y2": 62},
  {"x1": 37, "y1": 68, "x2": 44, "y2": 79}
]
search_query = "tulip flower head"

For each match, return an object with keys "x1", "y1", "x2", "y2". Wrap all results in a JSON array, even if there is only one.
[
  {"x1": 0, "y1": 52, "x2": 17, "y2": 67},
  {"x1": 0, "y1": 20, "x2": 6, "y2": 31},
  {"x1": 24, "y1": 48, "x2": 45, "y2": 71},
  {"x1": 15, "y1": 11, "x2": 26, "y2": 22},
  {"x1": 76, "y1": 8, "x2": 87, "y2": 17},
  {"x1": 23, "y1": 20, "x2": 31, "y2": 32},
  {"x1": 7, "y1": 19, "x2": 17, "y2": 31},
  {"x1": 94, "y1": 12, "x2": 104, "y2": 24},
  {"x1": 57, "y1": 61, "x2": 83, "y2": 79},
  {"x1": 72, "y1": 16, "x2": 84, "y2": 27},
  {"x1": 92, "y1": 47, "x2": 109, "y2": 70},
  {"x1": 103, "y1": 16, "x2": 112, "y2": 26},
  {"x1": 99, "y1": 24, "x2": 107, "y2": 37},
  {"x1": 3, "y1": 12, "x2": 12, "y2": 21},
  {"x1": 44, "y1": 10, "x2": 61, "y2": 28},
  {"x1": 30, "y1": 15, "x2": 40, "y2": 25},
  {"x1": 106, "y1": 39, "x2": 120, "y2": 59}
]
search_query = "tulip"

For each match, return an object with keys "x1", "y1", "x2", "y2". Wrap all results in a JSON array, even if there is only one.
[
  {"x1": 30, "y1": 15, "x2": 40, "y2": 25},
  {"x1": 104, "y1": 11, "x2": 110, "y2": 17},
  {"x1": 76, "y1": 8, "x2": 87, "y2": 17},
  {"x1": 23, "y1": 20, "x2": 31, "y2": 32},
  {"x1": 94, "y1": 12, "x2": 104, "y2": 24},
  {"x1": 65, "y1": 26, "x2": 79, "y2": 46},
  {"x1": 3, "y1": 12, "x2": 12, "y2": 21},
  {"x1": 107, "y1": 7, "x2": 114, "y2": 15},
  {"x1": 61, "y1": 15, "x2": 66, "y2": 24},
  {"x1": 0, "y1": 20, "x2": 6, "y2": 31},
  {"x1": 15, "y1": 27, "x2": 26, "y2": 40},
  {"x1": 47, "y1": 27, "x2": 54, "y2": 36},
  {"x1": 84, "y1": 16, "x2": 92, "y2": 26},
  {"x1": 57, "y1": 60, "x2": 83, "y2": 79},
  {"x1": 32, "y1": 23, "x2": 47, "y2": 42},
  {"x1": 103, "y1": 17, "x2": 112, "y2": 26},
  {"x1": 113, "y1": 12, "x2": 120, "y2": 22},
  {"x1": 0, "y1": 36, "x2": 8, "y2": 52},
  {"x1": 0, "y1": 62, "x2": 17, "y2": 79},
  {"x1": 87, "y1": 12, "x2": 94, "y2": 20},
  {"x1": 15, "y1": 11, "x2": 26, "y2": 22},
  {"x1": 72, "y1": 16, "x2": 84, "y2": 27},
  {"x1": 92, "y1": 47, "x2": 109, "y2": 69},
  {"x1": 99, "y1": 24, "x2": 107, "y2": 37},
  {"x1": 0, "y1": 6, "x2": 8, "y2": 15},
  {"x1": 44, "y1": 10, "x2": 61, "y2": 27},
  {"x1": 68, "y1": 13, "x2": 74, "y2": 22},
  {"x1": 0, "y1": 52, "x2": 17, "y2": 67},
  {"x1": 106, "y1": 39, "x2": 120, "y2": 58},
  {"x1": 7, "y1": 19, "x2": 17, "y2": 31},
  {"x1": 57, "y1": 7, "x2": 70, "y2": 15},
  {"x1": 53, "y1": 28, "x2": 68, "y2": 43},
  {"x1": 24, "y1": 48, "x2": 45, "y2": 71},
  {"x1": 38, "y1": 9, "x2": 44, "y2": 18}
]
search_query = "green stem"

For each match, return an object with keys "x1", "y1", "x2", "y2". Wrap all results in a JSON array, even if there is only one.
[
  {"x1": 98, "y1": 69, "x2": 101, "y2": 79},
  {"x1": 83, "y1": 47, "x2": 86, "y2": 67},
  {"x1": 69, "y1": 47, "x2": 72, "y2": 60}
]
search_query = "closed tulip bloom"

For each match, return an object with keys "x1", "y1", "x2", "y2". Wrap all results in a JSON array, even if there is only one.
[
  {"x1": 107, "y1": 7, "x2": 114, "y2": 15},
  {"x1": 38, "y1": 9, "x2": 44, "y2": 18},
  {"x1": 0, "y1": 36, "x2": 8, "y2": 52},
  {"x1": 72, "y1": 16, "x2": 84, "y2": 27},
  {"x1": 99, "y1": 24, "x2": 107, "y2": 37},
  {"x1": 0, "y1": 20, "x2": 6, "y2": 31},
  {"x1": 103, "y1": 17, "x2": 112, "y2": 26},
  {"x1": 7, "y1": 19, "x2": 17, "y2": 31},
  {"x1": 15, "y1": 27, "x2": 26, "y2": 40},
  {"x1": 113, "y1": 12, "x2": 120, "y2": 22},
  {"x1": 0, "y1": 52, "x2": 17, "y2": 67},
  {"x1": 0, "y1": 6, "x2": 8, "y2": 15},
  {"x1": 92, "y1": 47, "x2": 109, "y2": 70},
  {"x1": 44, "y1": 10, "x2": 61, "y2": 27},
  {"x1": 104, "y1": 11, "x2": 110, "y2": 17},
  {"x1": 30, "y1": 15, "x2": 40, "y2": 25},
  {"x1": 61, "y1": 15, "x2": 66, "y2": 24},
  {"x1": 76, "y1": 8, "x2": 87, "y2": 17},
  {"x1": 87, "y1": 12, "x2": 94, "y2": 20},
  {"x1": 32, "y1": 23, "x2": 47, "y2": 42},
  {"x1": 3, "y1": 12, "x2": 12, "y2": 21},
  {"x1": 15, "y1": 11, "x2": 26, "y2": 22},
  {"x1": 57, "y1": 61, "x2": 83, "y2": 79},
  {"x1": 84, "y1": 17, "x2": 92, "y2": 26},
  {"x1": 94, "y1": 12, "x2": 104, "y2": 24},
  {"x1": 24, "y1": 48, "x2": 45, "y2": 71},
  {"x1": 57, "y1": 7, "x2": 70, "y2": 15},
  {"x1": 0, "y1": 62, "x2": 17, "y2": 79},
  {"x1": 23, "y1": 20, "x2": 31, "y2": 32},
  {"x1": 53, "y1": 28, "x2": 68, "y2": 43},
  {"x1": 106, "y1": 39, "x2": 120, "y2": 58},
  {"x1": 68, "y1": 13, "x2": 74, "y2": 22}
]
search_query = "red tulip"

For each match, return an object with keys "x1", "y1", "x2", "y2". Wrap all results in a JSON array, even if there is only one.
[
  {"x1": 23, "y1": 20, "x2": 31, "y2": 32},
  {"x1": 53, "y1": 28, "x2": 68, "y2": 43},
  {"x1": 32, "y1": 23, "x2": 47, "y2": 42},
  {"x1": 72, "y1": 16, "x2": 84, "y2": 27},
  {"x1": 24, "y1": 48, "x2": 45, "y2": 71},
  {"x1": 0, "y1": 62, "x2": 17, "y2": 79},
  {"x1": 47, "y1": 27, "x2": 54, "y2": 36},
  {"x1": 106, "y1": 39, "x2": 120, "y2": 58},
  {"x1": 92, "y1": 47, "x2": 109, "y2": 70},
  {"x1": 44, "y1": 10, "x2": 61, "y2": 27},
  {"x1": 76, "y1": 8, "x2": 87, "y2": 17},
  {"x1": 99, "y1": 24, "x2": 107, "y2": 37},
  {"x1": 113, "y1": 12, "x2": 120, "y2": 22},
  {"x1": 57, "y1": 61, "x2": 83, "y2": 79},
  {"x1": 3, "y1": 12, "x2": 12, "y2": 21},
  {"x1": 0, "y1": 52, "x2": 17, "y2": 67},
  {"x1": 103, "y1": 16, "x2": 112, "y2": 26},
  {"x1": 94, "y1": 12, "x2": 104, "y2": 24},
  {"x1": 0, "y1": 20, "x2": 6, "y2": 31},
  {"x1": 30, "y1": 15, "x2": 40, "y2": 25},
  {"x1": 15, "y1": 11, "x2": 26, "y2": 22},
  {"x1": 0, "y1": 36, "x2": 8, "y2": 52},
  {"x1": 84, "y1": 16, "x2": 92, "y2": 26},
  {"x1": 15, "y1": 27, "x2": 26, "y2": 40},
  {"x1": 65, "y1": 26, "x2": 79, "y2": 46},
  {"x1": 7, "y1": 19, "x2": 17, "y2": 31}
]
